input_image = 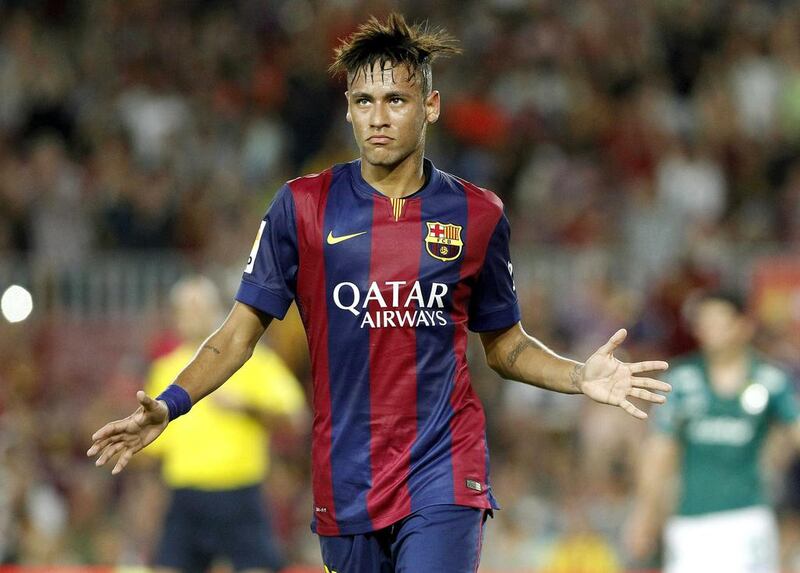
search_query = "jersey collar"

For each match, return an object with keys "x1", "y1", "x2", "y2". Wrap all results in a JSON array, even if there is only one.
[{"x1": 349, "y1": 157, "x2": 442, "y2": 200}]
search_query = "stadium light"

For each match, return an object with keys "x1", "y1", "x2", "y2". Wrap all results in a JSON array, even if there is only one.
[{"x1": 1, "y1": 285, "x2": 34, "y2": 323}]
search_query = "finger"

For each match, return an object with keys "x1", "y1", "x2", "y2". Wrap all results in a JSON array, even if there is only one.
[
  {"x1": 598, "y1": 328, "x2": 627, "y2": 356},
  {"x1": 139, "y1": 391, "x2": 169, "y2": 420},
  {"x1": 628, "y1": 360, "x2": 669, "y2": 374},
  {"x1": 631, "y1": 377, "x2": 672, "y2": 393},
  {"x1": 137, "y1": 390, "x2": 155, "y2": 409},
  {"x1": 620, "y1": 399, "x2": 647, "y2": 420},
  {"x1": 629, "y1": 388, "x2": 666, "y2": 404},
  {"x1": 112, "y1": 448, "x2": 135, "y2": 475},
  {"x1": 87, "y1": 434, "x2": 126, "y2": 457},
  {"x1": 96, "y1": 441, "x2": 127, "y2": 467},
  {"x1": 92, "y1": 419, "x2": 129, "y2": 442}
]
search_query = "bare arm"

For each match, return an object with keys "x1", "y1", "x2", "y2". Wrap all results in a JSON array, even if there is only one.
[
  {"x1": 480, "y1": 322, "x2": 671, "y2": 418},
  {"x1": 480, "y1": 322, "x2": 583, "y2": 394},
  {"x1": 624, "y1": 433, "x2": 680, "y2": 561},
  {"x1": 88, "y1": 302, "x2": 273, "y2": 473},
  {"x1": 173, "y1": 301, "x2": 273, "y2": 403}
]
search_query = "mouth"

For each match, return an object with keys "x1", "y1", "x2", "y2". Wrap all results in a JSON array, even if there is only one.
[{"x1": 367, "y1": 135, "x2": 393, "y2": 145}]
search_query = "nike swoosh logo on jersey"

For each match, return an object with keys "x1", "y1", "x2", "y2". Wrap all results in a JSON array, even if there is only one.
[{"x1": 326, "y1": 230, "x2": 367, "y2": 245}]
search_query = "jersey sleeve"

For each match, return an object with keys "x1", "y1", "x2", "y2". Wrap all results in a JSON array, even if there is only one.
[
  {"x1": 769, "y1": 374, "x2": 800, "y2": 425},
  {"x1": 467, "y1": 213, "x2": 522, "y2": 332},
  {"x1": 652, "y1": 370, "x2": 681, "y2": 436},
  {"x1": 236, "y1": 184, "x2": 298, "y2": 319},
  {"x1": 652, "y1": 395, "x2": 680, "y2": 436}
]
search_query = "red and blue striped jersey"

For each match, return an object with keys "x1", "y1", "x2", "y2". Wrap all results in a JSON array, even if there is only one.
[{"x1": 236, "y1": 158, "x2": 521, "y2": 536}]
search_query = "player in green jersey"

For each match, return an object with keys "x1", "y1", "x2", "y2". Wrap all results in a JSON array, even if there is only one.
[{"x1": 624, "y1": 290, "x2": 800, "y2": 573}]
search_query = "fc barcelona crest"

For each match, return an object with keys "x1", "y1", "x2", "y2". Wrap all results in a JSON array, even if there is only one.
[{"x1": 425, "y1": 221, "x2": 463, "y2": 262}]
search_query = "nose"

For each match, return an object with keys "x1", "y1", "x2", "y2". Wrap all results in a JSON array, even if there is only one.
[{"x1": 369, "y1": 101, "x2": 390, "y2": 129}]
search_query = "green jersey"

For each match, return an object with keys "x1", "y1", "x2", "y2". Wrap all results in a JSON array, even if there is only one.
[{"x1": 654, "y1": 353, "x2": 799, "y2": 516}]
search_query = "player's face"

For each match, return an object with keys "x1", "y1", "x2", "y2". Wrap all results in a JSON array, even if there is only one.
[
  {"x1": 346, "y1": 62, "x2": 440, "y2": 168},
  {"x1": 692, "y1": 299, "x2": 753, "y2": 354}
]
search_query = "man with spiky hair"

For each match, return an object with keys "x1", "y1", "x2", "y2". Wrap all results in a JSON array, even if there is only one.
[{"x1": 89, "y1": 13, "x2": 670, "y2": 571}]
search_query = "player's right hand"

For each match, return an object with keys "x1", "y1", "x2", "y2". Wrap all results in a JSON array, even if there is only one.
[{"x1": 87, "y1": 390, "x2": 169, "y2": 475}]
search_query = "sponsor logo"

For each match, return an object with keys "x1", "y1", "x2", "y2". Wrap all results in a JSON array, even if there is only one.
[
  {"x1": 327, "y1": 230, "x2": 367, "y2": 245},
  {"x1": 333, "y1": 280, "x2": 449, "y2": 329},
  {"x1": 245, "y1": 220, "x2": 266, "y2": 274},
  {"x1": 687, "y1": 417, "x2": 754, "y2": 445},
  {"x1": 425, "y1": 221, "x2": 463, "y2": 261}
]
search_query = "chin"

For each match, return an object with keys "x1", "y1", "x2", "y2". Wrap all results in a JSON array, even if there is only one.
[
  {"x1": 363, "y1": 149, "x2": 409, "y2": 168},
  {"x1": 364, "y1": 157, "x2": 399, "y2": 168}
]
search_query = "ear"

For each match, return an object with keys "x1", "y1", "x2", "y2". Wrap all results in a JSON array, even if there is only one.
[
  {"x1": 345, "y1": 91, "x2": 352, "y2": 123},
  {"x1": 425, "y1": 90, "x2": 441, "y2": 124}
]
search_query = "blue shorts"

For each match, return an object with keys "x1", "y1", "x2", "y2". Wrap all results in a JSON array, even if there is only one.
[
  {"x1": 318, "y1": 505, "x2": 489, "y2": 573},
  {"x1": 155, "y1": 484, "x2": 285, "y2": 572}
]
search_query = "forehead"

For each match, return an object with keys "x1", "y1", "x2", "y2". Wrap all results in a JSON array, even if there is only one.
[
  {"x1": 348, "y1": 61, "x2": 420, "y2": 93},
  {"x1": 696, "y1": 299, "x2": 739, "y2": 320}
]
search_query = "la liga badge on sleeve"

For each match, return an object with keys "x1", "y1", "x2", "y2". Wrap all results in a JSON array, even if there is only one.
[{"x1": 425, "y1": 222, "x2": 463, "y2": 262}]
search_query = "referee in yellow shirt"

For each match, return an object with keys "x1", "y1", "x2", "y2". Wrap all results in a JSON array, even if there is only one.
[{"x1": 145, "y1": 276, "x2": 307, "y2": 573}]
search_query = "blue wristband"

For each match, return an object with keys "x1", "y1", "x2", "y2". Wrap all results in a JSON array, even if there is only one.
[{"x1": 156, "y1": 384, "x2": 192, "y2": 421}]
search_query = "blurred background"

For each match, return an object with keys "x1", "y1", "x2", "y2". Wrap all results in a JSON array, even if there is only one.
[{"x1": 1, "y1": 0, "x2": 800, "y2": 571}]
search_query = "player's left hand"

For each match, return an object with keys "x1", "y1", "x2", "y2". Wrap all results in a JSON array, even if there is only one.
[{"x1": 579, "y1": 329, "x2": 670, "y2": 419}]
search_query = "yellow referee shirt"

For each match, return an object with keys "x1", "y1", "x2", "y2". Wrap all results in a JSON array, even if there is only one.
[{"x1": 145, "y1": 344, "x2": 305, "y2": 490}]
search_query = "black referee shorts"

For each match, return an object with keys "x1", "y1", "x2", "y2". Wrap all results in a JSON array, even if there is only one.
[{"x1": 155, "y1": 484, "x2": 285, "y2": 572}]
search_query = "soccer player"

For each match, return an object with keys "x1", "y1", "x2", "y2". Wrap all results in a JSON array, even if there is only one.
[
  {"x1": 624, "y1": 290, "x2": 800, "y2": 573},
  {"x1": 144, "y1": 276, "x2": 307, "y2": 573},
  {"x1": 88, "y1": 14, "x2": 670, "y2": 572}
]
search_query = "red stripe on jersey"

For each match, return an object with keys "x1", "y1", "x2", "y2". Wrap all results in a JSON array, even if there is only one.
[
  {"x1": 450, "y1": 180, "x2": 504, "y2": 506},
  {"x1": 291, "y1": 169, "x2": 339, "y2": 534},
  {"x1": 365, "y1": 196, "x2": 422, "y2": 525}
]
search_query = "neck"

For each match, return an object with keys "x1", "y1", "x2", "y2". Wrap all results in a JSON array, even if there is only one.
[
  {"x1": 361, "y1": 147, "x2": 426, "y2": 199},
  {"x1": 705, "y1": 346, "x2": 750, "y2": 395},
  {"x1": 705, "y1": 346, "x2": 749, "y2": 370}
]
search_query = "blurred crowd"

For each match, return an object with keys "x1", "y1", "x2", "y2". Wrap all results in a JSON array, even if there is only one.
[{"x1": 2, "y1": 0, "x2": 800, "y2": 571}]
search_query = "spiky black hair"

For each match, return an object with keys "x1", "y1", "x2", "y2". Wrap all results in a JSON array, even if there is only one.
[{"x1": 329, "y1": 13, "x2": 461, "y2": 95}]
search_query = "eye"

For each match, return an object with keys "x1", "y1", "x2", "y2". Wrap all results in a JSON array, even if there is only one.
[
  {"x1": 390, "y1": 97, "x2": 404, "y2": 104},
  {"x1": 356, "y1": 97, "x2": 370, "y2": 105}
]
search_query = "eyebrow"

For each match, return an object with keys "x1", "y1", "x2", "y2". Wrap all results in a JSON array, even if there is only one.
[{"x1": 350, "y1": 91, "x2": 413, "y2": 100}]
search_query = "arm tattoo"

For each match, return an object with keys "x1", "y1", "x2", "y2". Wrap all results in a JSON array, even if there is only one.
[
  {"x1": 507, "y1": 338, "x2": 535, "y2": 368},
  {"x1": 203, "y1": 344, "x2": 221, "y2": 355},
  {"x1": 570, "y1": 363, "x2": 584, "y2": 391}
]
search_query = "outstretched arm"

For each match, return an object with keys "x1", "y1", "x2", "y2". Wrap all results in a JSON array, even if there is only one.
[
  {"x1": 624, "y1": 433, "x2": 680, "y2": 561},
  {"x1": 87, "y1": 301, "x2": 273, "y2": 474},
  {"x1": 480, "y1": 322, "x2": 670, "y2": 419}
]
